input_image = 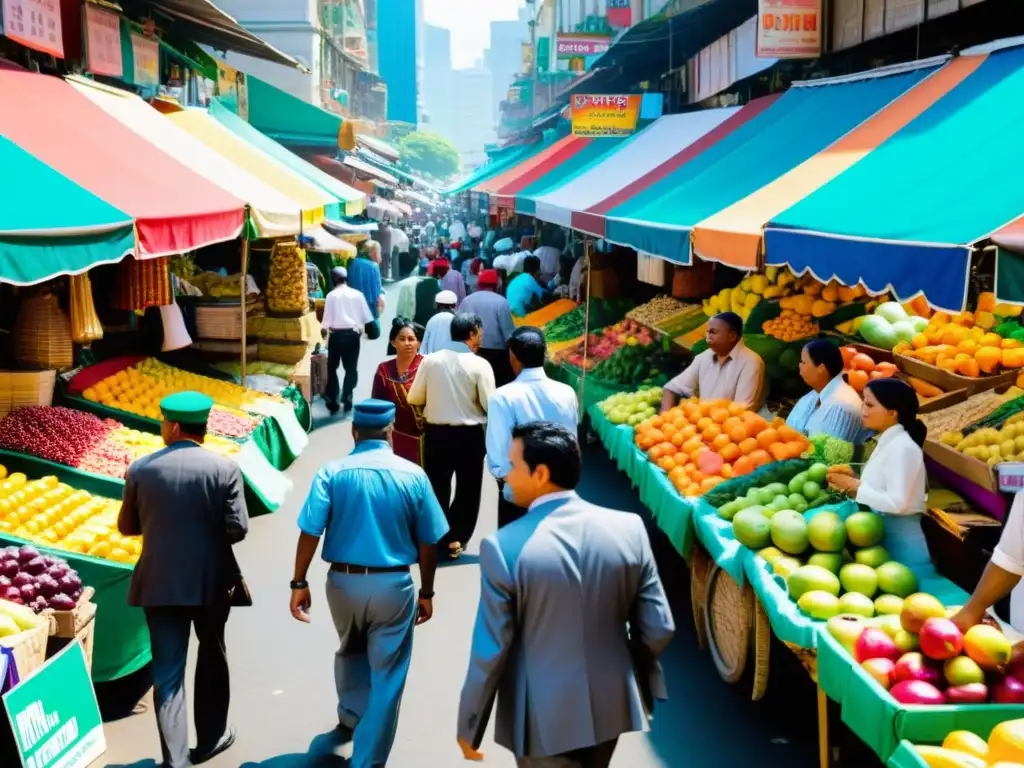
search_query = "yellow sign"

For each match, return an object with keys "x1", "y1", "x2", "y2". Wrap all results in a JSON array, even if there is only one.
[
  {"x1": 216, "y1": 59, "x2": 248, "y2": 121},
  {"x1": 570, "y1": 94, "x2": 641, "y2": 137}
]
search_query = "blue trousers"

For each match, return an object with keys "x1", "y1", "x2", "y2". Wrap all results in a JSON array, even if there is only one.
[{"x1": 325, "y1": 570, "x2": 416, "y2": 768}]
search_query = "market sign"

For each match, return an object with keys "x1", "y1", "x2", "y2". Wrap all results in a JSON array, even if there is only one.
[
  {"x1": 3, "y1": 642, "x2": 105, "y2": 768},
  {"x1": 1, "y1": 0, "x2": 63, "y2": 58},
  {"x1": 607, "y1": 0, "x2": 633, "y2": 28},
  {"x1": 555, "y1": 33, "x2": 611, "y2": 59},
  {"x1": 84, "y1": 3, "x2": 122, "y2": 78},
  {"x1": 756, "y1": 0, "x2": 822, "y2": 58},
  {"x1": 570, "y1": 94, "x2": 641, "y2": 137},
  {"x1": 130, "y1": 32, "x2": 159, "y2": 87}
]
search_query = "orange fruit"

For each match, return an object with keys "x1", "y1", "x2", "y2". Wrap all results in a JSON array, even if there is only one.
[
  {"x1": 768, "y1": 443, "x2": 789, "y2": 461},
  {"x1": 749, "y1": 449, "x2": 771, "y2": 467},
  {"x1": 658, "y1": 456, "x2": 676, "y2": 472},
  {"x1": 712, "y1": 433, "x2": 731, "y2": 450},
  {"x1": 685, "y1": 483, "x2": 702, "y2": 497},
  {"x1": 738, "y1": 437, "x2": 758, "y2": 455},
  {"x1": 719, "y1": 444, "x2": 740, "y2": 462},
  {"x1": 671, "y1": 432, "x2": 685, "y2": 447},
  {"x1": 689, "y1": 470, "x2": 705, "y2": 485},
  {"x1": 680, "y1": 425, "x2": 698, "y2": 440},
  {"x1": 648, "y1": 445, "x2": 665, "y2": 461},
  {"x1": 710, "y1": 408, "x2": 730, "y2": 424},
  {"x1": 732, "y1": 456, "x2": 754, "y2": 476},
  {"x1": 701, "y1": 477, "x2": 723, "y2": 492},
  {"x1": 720, "y1": 463, "x2": 734, "y2": 479},
  {"x1": 662, "y1": 423, "x2": 678, "y2": 438},
  {"x1": 649, "y1": 429, "x2": 666, "y2": 443},
  {"x1": 682, "y1": 462, "x2": 696, "y2": 475},
  {"x1": 649, "y1": 416, "x2": 665, "y2": 429},
  {"x1": 702, "y1": 424, "x2": 722, "y2": 441},
  {"x1": 728, "y1": 424, "x2": 748, "y2": 443},
  {"x1": 744, "y1": 414, "x2": 769, "y2": 437},
  {"x1": 682, "y1": 437, "x2": 704, "y2": 454},
  {"x1": 669, "y1": 466, "x2": 687, "y2": 482},
  {"x1": 683, "y1": 403, "x2": 701, "y2": 421},
  {"x1": 696, "y1": 417, "x2": 713, "y2": 432},
  {"x1": 777, "y1": 425, "x2": 801, "y2": 442},
  {"x1": 699, "y1": 401, "x2": 716, "y2": 416},
  {"x1": 674, "y1": 453, "x2": 690, "y2": 467},
  {"x1": 727, "y1": 402, "x2": 747, "y2": 416},
  {"x1": 757, "y1": 428, "x2": 779, "y2": 449}
]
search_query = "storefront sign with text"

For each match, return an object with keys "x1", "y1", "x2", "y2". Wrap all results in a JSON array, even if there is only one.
[
  {"x1": 571, "y1": 94, "x2": 641, "y2": 137},
  {"x1": 131, "y1": 32, "x2": 159, "y2": 86},
  {"x1": 3, "y1": 643, "x2": 105, "y2": 768},
  {"x1": 84, "y1": 4, "x2": 122, "y2": 77},
  {"x1": 756, "y1": 0, "x2": 821, "y2": 58},
  {"x1": 556, "y1": 33, "x2": 611, "y2": 59},
  {"x1": 1, "y1": 0, "x2": 62, "y2": 58}
]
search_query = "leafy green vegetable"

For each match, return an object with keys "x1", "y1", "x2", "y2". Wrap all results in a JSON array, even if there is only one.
[
  {"x1": 962, "y1": 394, "x2": 1024, "y2": 435},
  {"x1": 543, "y1": 298, "x2": 634, "y2": 342},
  {"x1": 805, "y1": 434, "x2": 855, "y2": 465}
]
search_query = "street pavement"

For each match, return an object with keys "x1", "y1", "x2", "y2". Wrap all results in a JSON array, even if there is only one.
[{"x1": 100, "y1": 285, "x2": 820, "y2": 767}]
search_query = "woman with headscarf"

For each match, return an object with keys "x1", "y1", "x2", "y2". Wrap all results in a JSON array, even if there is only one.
[{"x1": 371, "y1": 318, "x2": 425, "y2": 465}]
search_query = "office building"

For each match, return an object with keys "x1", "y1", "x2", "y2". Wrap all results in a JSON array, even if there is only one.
[
  {"x1": 422, "y1": 24, "x2": 454, "y2": 139},
  {"x1": 375, "y1": 0, "x2": 421, "y2": 125},
  {"x1": 450, "y1": 65, "x2": 494, "y2": 167}
]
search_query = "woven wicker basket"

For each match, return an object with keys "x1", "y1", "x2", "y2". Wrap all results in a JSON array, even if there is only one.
[
  {"x1": 14, "y1": 292, "x2": 73, "y2": 370},
  {"x1": 258, "y1": 339, "x2": 309, "y2": 365},
  {"x1": 196, "y1": 304, "x2": 245, "y2": 340},
  {"x1": 751, "y1": 598, "x2": 771, "y2": 701},
  {"x1": 704, "y1": 565, "x2": 753, "y2": 684},
  {"x1": 689, "y1": 546, "x2": 712, "y2": 650}
]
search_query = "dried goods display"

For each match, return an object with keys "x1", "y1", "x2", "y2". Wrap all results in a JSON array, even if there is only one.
[
  {"x1": 919, "y1": 390, "x2": 1013, "y2": 435},
  {"x1": 626, "y1": 296, "x2": 691, "y2": 326}
]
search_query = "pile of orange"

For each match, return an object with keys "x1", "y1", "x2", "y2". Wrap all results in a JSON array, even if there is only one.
[{"x1": 634, "y1": 397, "x2": 809, "y2": 498}]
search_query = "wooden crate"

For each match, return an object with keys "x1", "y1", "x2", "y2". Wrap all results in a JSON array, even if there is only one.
[
  {"x1": 896, "y1": 354, "x2": 1017, "y2": 397},
  {"x1": 0, "y1": 616, "x2": 54, "y2": 680},
  {"x1": 46, "y1": 603, "x2": 96, "y2": 672},
  {"x1": 196, "y1": 304, "x2": 245, "y2": 340},
  {"x1": 50, "y1": 587, "x2": 95, "y2": 638},
  {"x1": 0, "y1": 370, "x2": 55, "y2": 419}
]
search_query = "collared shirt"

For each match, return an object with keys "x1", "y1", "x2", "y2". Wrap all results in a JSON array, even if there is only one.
[
  {"x1": 297, "y1": 441, "x2": 449, "y2": 567},
  {"x1": 533, "y1": 245, "x2": 561, "y2": 279},
  {"x1": 421, "y1": 312, "x2": 454, "y2": 354},
  {"x1": 786, "y1": 374, "x2": 864, "y2": 443},
  {"x1": 460, "y1": 289, "x2": 515, "y2": 351},
  {"x1": 449, "y1": 220, "x2": 467, "y2": 242},
  {"x1": 321, "y1": 284, "x2": 373, "y2": 332},
  {"x1": 440, "y1": 269, "x2": 466, "y2": 307},
  {"x1": 993, "y1": 493, "x2": 1024, "y2": 576},
  {"x1": 506, "y1": 273, "x2": 544, "y2": 316},
  {"x1": 407, "y1": 342, "x2": 495, "y2": 426},
  {"x1": 527, "y1": 489, "x2": 577, "y2": 513},
  {"x1": 345, "y1": 256, "x2": 383, "y2": 320},
  {"x1": 665, "y1": 341, "x2": 766, "y2": 411},
  {"x1": 486, "y1": 367, "x2": 579, "y2": 479},
  {"x1": 855, "y1": 424, "x2": 926, "y2": 516},
  {"x1": 392, "y1": 228, "x2": 410, "y2": 254}
]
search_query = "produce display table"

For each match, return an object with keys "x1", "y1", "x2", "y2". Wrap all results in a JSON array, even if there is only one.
[
  {"x1": 0, "y1": 451, "x2": 148, "y2": 683},
  {"x1": 886, "y1": 741, "x2": 929, "y2": 768}
]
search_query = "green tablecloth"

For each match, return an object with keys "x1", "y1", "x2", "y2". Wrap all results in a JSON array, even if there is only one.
[
  {"x1": 549, "y1": 362, "x2": 637, "y2": 420},
  {"x1": 817, "y1": 627, "x2": 1024, "y2": 761},
  {"x1": 0, "y1": 450, "x2": 147, "y2": 683}
]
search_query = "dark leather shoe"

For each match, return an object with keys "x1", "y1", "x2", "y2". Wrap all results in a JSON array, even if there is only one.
[{"x1": 189, "y1": 725, "x2": 236, "y2": 765}]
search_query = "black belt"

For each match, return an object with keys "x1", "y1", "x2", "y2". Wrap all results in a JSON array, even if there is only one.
[
  {"x1": 330, "y1": 562, "x2": 410, "y2": 575},
  {"x1": 328, "y1": 328, "x2": 360, "y2": 334}
]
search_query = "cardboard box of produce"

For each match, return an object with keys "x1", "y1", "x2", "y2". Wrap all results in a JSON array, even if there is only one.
[
  {"x1": 897, "y1": 354, "x2": 1017, "y2": 397},
  {"x1": 924, "y1": 437, "x2": 998, "y2": 493}
]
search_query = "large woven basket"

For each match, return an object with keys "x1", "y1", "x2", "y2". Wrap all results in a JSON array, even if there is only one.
[
  {"x1": 14, "y1": 292, "x2": 73, "y2": 370},
  {"x1": 704, "y1": 565, "x2": 753, "y2": 684},
  {"x1": 196, "y1": 304, "x2": 245, "y2": 340}
]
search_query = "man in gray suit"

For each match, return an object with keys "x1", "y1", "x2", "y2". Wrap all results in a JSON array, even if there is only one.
[
  {"x1": 118, "y1": 391, "x2": 249, "y2": 768},
  {"x1": 458, "y1": 422, "x2": 675, "y2": 767}
]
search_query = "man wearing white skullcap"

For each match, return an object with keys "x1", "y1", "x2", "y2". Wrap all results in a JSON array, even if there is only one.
[{"x1": 420, "y1": 290, "x2": 458, "y2": 354}]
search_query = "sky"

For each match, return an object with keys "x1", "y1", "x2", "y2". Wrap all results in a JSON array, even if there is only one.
[{"x1": 424, "y1": 0, "x2": 525, "y2": 69}]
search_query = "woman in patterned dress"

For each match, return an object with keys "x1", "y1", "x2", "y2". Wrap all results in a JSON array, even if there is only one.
[{"x1": 371, "y1": 318, "x2": 425, "y2": 465}]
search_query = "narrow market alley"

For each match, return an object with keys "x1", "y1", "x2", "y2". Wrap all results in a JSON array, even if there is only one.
[{"x1": 100, "y1": 285, "x2": 820, "y2": 768}]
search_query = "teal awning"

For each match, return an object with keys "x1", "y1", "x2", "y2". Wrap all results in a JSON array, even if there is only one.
[
  {"x1": 446, "y1": 142, "x2": 544, "y2": 195},
  {"x1": 514, "y1": 136, "x2": 631, "y2": 216},
  {"x1": 0, "y1": 136, "x2": 135, "y2": 285},
  {"x1": 209, "y1": 99, "x2": 366, "y2": 216},
  {"x1": 246, "y1": 75, "x2": 343, "y2": 148}
]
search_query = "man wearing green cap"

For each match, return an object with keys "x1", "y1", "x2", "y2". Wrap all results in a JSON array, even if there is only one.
[
  {"x1": 290, "y1": 397, "x2": 449, "y2": 768},
  {"x1": 118, "y1": 391, "x2": 249, "y2": 768}
]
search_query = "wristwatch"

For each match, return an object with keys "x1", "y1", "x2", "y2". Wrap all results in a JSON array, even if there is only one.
[
  {"x1": 290, "y1": 579, "x2": 309, "y2": 590},
  {"x1": 419, "y1": 589, "x2": 435, "y2": 600}
]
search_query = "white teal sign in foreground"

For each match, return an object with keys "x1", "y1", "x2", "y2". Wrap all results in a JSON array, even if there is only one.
[{"x1": 3, "y1": 643, "x2": 105, "y2": 768}]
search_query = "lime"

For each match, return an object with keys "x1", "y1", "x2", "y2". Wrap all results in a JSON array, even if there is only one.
[{"x1": 808, "y1": 462, "x2": 829, "y2": 483}]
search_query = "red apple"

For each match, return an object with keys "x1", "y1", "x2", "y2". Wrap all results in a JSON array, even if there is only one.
[
  {"x1": 862, "y1": 658, "x2": 896, "y2": 690},
  {"x1": 918, "y1": 618, "x2": 964, "y2": 661}
]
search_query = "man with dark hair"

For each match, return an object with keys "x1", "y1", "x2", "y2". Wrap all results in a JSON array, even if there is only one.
[
  {"x1": 290, "y1": 399, "x2": 448, "y2": 768},
  {"x1": 458, "y1": 422, "x2": 675, "y2": 768},
  {"x1": 661, "y1": 310, "x2": 765, "y2": 413},
  {"x1": 322, "y1": 266, "x2": 374, "y2": 415},
  {"x1": 460, "y1": 268, "x2": 516, "y2": 387},
  {"x1": 486, "y1": 326, "x2": 578, "y2": 528},
  {"x1": 408, "y1": 312, "x2": 495, "y2": 559},
  {"x1": 118, "y1": 392, "x2": 248, "y2": 768},
  {"x1": 505, "y1": 255, "x2": 546, "y2": 317}
]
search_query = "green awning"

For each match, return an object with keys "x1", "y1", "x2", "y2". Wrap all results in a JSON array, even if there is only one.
[
  {"x1": 209, "y1": 99, "x2": 366, "y2": 216},
  {"x1": 246, "y1": 74, "x2": 343, "y2": 147},
  {"x1": 0, "y1": 136, "x2": 135, "y2": 285}
]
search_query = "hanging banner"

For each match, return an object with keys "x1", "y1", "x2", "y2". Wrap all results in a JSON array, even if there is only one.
[
  {"x1": 1, "y1": 0, "x2": 63, "y2": 57},
  {"x1": 607, "y1": 0, "x2": 633, "y2": 28},
  {"x1": 84, "y1": 4, "x2": 122, "y2": 77},
  {"x1": 555, "y1": 33, "x2": 611, "y2": 59},
  {"x1": 216, "y1": 58, "x2": 249, "y2": 121},
  {"x1": 885, "y1": 0, "x2": 924, "y2": 32},
  {"x1": 130, "y1": 32, "x2": 158, "y2": 86},
  {"x1": 521, "y1": 41, "x2": 534, "y2": 74},
  {"x1": 570, "y1": 94, "x2": 641, "y2": 137},
  {"x1": 756, "y1": 0, "x2": 822, "y2": 58},
  {"x1": 3, "y1": 643, "x2": 106, "y2": 768}
]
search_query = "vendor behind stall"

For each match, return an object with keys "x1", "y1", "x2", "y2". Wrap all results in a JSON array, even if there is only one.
[
  {"x1": 827, "y1": 378, "x2": 929, "y2": 570},
  {"x1": 786, "y1": 339, "x2": 864, "y2": 443},
  {"x1": 506, "y1": 256, "x2": 547, "y2": 317},
  {"x1": 660, "y1": 312, "x2": 766, "y2": 413}
]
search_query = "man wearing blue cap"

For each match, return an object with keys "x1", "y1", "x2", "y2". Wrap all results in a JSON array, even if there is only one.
[
  {"x1": 118, "y1": 391, "x2": 249, "y2": 768},
  {"x1": 290, "y1": 398, "x2": 449, "y2": 768}
]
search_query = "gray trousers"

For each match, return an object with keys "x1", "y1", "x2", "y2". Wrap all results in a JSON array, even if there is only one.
[
  {"x1": 516, "y1": 739, "x2": 618, "y2": 768},
  {"x1": 325, "y1": 569, "x2": 416, "y2": 768},
  {"x1": 145, "y1": 605, "x2": 231, "y2": 768}
]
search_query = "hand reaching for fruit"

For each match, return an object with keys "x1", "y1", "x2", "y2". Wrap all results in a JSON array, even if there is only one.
[{"x1": 827, "y1": 473, "x2": 860, "y2": 495}]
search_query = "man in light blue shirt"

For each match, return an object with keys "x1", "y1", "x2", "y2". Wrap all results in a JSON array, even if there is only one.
[
  {"x1": 289, "y1": 399, "x2": 448, "y2": 768},
  {"x1": 346, "y1": 248, "x2": 383, "y2": 321},
  {"x1": 460, "y1": 269, "x2": 516, "y2": 386},
  {"x1": 420, "y1": 290, "x2": 457, "y2": 353},
  {"x1": 486, "y1": 326, "x2": 579, "y2": 527},
  {"x1": 506, "y1": 255, "x2": 546, "y2": 316}
]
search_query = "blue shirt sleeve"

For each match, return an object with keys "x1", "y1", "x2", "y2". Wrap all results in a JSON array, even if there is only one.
[
  {"x1": 298, "y1": 468, "x2": 332, "y2": 537},
  {"x1": 414, "y1": 473, "x2": 450, "y2": 545},
  {"x1": 485, "y1": 394, "x2": 514, "y2": 479},
  {"x1": 812, "y1": 404, "x2": 864, "y2": 444},
  {"x1": 785, "y1": 391, "x2": 815, "y2": 435}
]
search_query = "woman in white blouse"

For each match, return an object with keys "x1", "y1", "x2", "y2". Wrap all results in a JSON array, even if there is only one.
[{"x1": 827, "y1": 378, "x2": 930, "y2": 570}]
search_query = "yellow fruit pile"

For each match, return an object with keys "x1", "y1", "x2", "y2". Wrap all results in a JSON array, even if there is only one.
[
  {"x1": 894, "y1": 306, "x2": 1024, "y2": 379},
  {"x1": 266, "y1": 242, "x2": 309, "y2": 313},
  {"x1": 81, "y1": 358, "x2": 280, "y2": 420},
  {"x1": 189, "y1": 271, "x2": 242, "y2": 298},
  {"x1": 940, "y1": 416, "x2": 1024, "y2": 467},
  {"x1": 762, "y1": 309, "x2": 820, "y2": 342},
  {"x1": 912, "y1": 721, "x2": 1024, "y2": 766},
  {"x1": 0, "y1": 470, "x2": 139, "y2": 565},
  {"x1": 106, "y1": 426, "x2": 239, "y2": 459}
]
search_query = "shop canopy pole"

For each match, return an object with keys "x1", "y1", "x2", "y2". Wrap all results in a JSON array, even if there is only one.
[
  {"x1": 579, "y1": 238, "x2": 593, "y2": 412},
  {"x1": 240, "y1": 238, "x2": 250, "y2": 382}
]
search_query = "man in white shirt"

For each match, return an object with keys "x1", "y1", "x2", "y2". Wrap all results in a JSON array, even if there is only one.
[
  {"x1": 486, "y1": 326, "x2": 579, "y2": 528},
  {"x1": 407, "y1": 312, "x2": 495, "y2": 558},
  {"x1": 449, "y1": 219, "x2": 467, "y2": 243},
  {"x1": 420, "y1": 290, "x2": 458, "y2": 354},
  {"x1": 533, "y1": 244, "x2": 562, "y2": 286},
  {"x1": 321, "y1": 267, "x2": 373, "y2": 415}
]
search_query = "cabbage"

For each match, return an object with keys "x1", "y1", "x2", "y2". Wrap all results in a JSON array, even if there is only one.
[
  {"x1": 891, "y1": 320, "x2": 916, "y2": 344},
  {"x1": 910, "y1": 316, "x2": 929, "y2": 333},
  {"x1": 859, "y1": 315, "x2": 897, "y2": 349},
  {"x1": 875, "y1": 301, "x2": 909, "y2": 324}
]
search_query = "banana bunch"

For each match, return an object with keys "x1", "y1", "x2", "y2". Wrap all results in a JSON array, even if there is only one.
[
  {"x1": 69, "y1": 273, "x2": 103, "y2": 343},
  {"x1": 190, "y1": 272, "x2": 242, "y2": 298},
  {"x1": 266, "y1": 242, "x2": 309, "y2": 314}
]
